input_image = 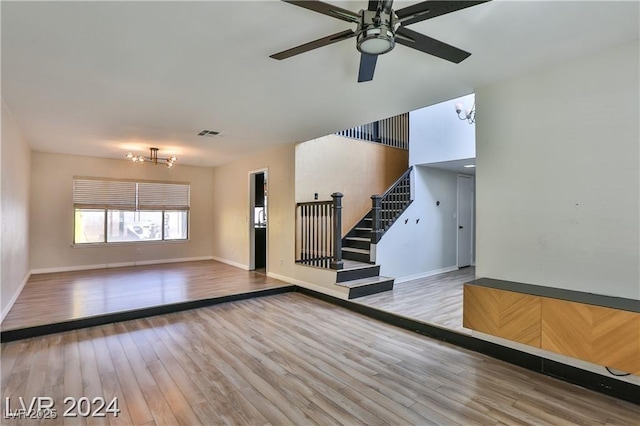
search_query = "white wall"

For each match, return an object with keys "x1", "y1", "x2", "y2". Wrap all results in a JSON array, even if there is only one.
[
  {"x1": 476, "y1": 40, "x2": 639, "y2": 300},
  {"x1": 1, "y1": 99, "x2": 31, "y2": 320},
  {"x1": 376, "y1": 166, "x2": 462, "y2": 280},
  {"x1": 30, "y1": 152, "x2": 214, "y2": 271},
  {"x1": 410, "y1": 93, "x2": 476, "y2": 166}
]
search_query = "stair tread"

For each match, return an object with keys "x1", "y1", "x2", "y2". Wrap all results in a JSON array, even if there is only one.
[
  {"x1": 345, "y1": 237, "x2": 371, "y2": 242},
  {"x1": 355, "y1": 227, "x2": 372, "y2": 231},
  {"x1": 340, "y1": 260, "x2": 378, "y2": 271},
  {"x1": 342, "y1": 247, "x2": 370, "y2": 254},
  {"x1": 336, "y1": 275, "x2": 394, "y2": 289}
]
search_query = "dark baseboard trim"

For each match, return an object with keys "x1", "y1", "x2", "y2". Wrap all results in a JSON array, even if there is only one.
[
  {"x1": 0, "y1": 286, "x2": 295, "y2": 343},
  {"x1": 295, "y1": 286, "x2": 640, "y2": 406}
]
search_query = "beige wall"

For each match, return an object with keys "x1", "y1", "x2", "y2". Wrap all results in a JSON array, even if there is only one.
[
  {"x1": 1, "y1": 99, "x2": 31, "y2": 319},
  {"x1": 212, "y1": 143, "x2": 296, "y2": 276},
  {"x1": 30, "y1": 152, "x2": 214, "y2": 271},
  {"x1": 296, "y1": 134, "x2": 409, "y2": 235},
  {"x1": 211, "y1": 142, "x2": 349, "y2": 297}
]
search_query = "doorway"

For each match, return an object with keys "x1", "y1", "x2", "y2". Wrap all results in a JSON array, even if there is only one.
[
  {"x1": 249, "y1": 170, "x2": 267, "y2": 272},
  {"x1": 457, "y1": 175, "x2": 474, "y2": 268}
]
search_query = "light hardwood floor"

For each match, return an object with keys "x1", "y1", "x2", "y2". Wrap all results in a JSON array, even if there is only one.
[
  {"x1": 356, "y1": 267, "x2": 476, "y2": 332},
  {"x1": 1, "y1": 261, "x2": 289, "y2": 331},
  {"x1": 2, "y1": 293, "x2": 638, "y2": 425}
]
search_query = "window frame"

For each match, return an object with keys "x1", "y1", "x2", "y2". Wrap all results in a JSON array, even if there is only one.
[{"x1": 73, "y1": 177, "x2": 190, "y2": 246}]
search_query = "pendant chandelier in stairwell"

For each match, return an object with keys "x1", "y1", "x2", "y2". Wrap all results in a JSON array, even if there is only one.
[
  {"x1": 126, "y1": 148, "x2": 177, "y2": 168},
  {"x1": 455, "y1": 102, "x2": 475, "y2": 124}
]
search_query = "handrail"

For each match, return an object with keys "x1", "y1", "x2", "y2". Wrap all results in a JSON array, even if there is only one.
[{"x1": 371, "y1": 168, "x2": 413, "y2": 243}]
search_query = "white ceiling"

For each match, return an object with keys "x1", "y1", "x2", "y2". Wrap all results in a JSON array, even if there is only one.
[
  {"x1": 420, "y1": 158, "x2": 476, "y2": 175},
  {"x1": 2, "y1": 1, "x2": 638, "y2": 167}
]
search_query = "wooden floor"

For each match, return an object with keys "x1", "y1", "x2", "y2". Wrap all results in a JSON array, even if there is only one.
[
  {"x1": 1, "y1": 261, "x2": 289, "y2": 331},
  {"x1": 356, "y1": 267, "x2": 476, "y2": 332},
  {"x1": 2, "y1": 292, "x2": 638, "y2": 425}
]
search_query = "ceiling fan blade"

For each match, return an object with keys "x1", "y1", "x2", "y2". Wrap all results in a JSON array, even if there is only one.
[
  {"x1": 270, "y1": 29, "x2": 356, "y2": 60},
  {"x1": 358, "y1": 54, "x2": 378, "y2": 82},
  {"x1": 395, "y1": 27, "x2": 470, "y2": 63},
  {"x1": 282, "y1": 0, "x2": 360, "y2": 23},
  {"x1": 396, "y1": 1, "x2": 491, "y2": 27}
]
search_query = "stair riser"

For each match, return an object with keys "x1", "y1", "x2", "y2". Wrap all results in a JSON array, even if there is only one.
[
  {"x1": 343, "y1": 239, "x2": 370, "y2": 250},
  {"x1": 336, "y1": 265, "x2": 380, "y2": 283},
  {"x1": 353, "y1": 229, "x2": 372, "y2": 238},
  {"x1": 342, "y1": 250, "x2": 371, "y2": 263},
  {"x1": 348, "y1": 279, "x2": 394, "y2": 299}
]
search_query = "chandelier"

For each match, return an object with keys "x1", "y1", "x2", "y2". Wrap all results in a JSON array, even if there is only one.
[
  {"x1": 126, "y1": 148, "x2": 177, "y2": 168},
  {"x1": 455, "y1": 102, "x2": 475, "y2": 124}
]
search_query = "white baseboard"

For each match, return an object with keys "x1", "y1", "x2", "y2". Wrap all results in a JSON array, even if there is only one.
[
  {"x1": 267, "y1": 272, "x2": 348, "y2": 300},
  {"x1": 1, "y1": 271, "x2": 31, "y2": 323},
  {"x1": 394, "y1": 266, "x2": 459, "y2": 284},
  {"x1": 30, "y1": 256, "x2": 215, "y2": 275},
  {"x1": 211, "y1": 256, "x2": 249, "y2": 271}
]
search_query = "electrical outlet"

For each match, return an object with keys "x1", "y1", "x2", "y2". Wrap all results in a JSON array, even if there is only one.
[
  {"x1": 279, "y1": 258, "x2": 283, "y2": 266},
  {"x1": 136, "y1": 248, "x2": 142, "y2": 255}
]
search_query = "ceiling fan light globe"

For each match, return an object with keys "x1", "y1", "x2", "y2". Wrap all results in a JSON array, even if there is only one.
[{"x1": 357, "y1": 28, "x2": 395, "y2": 55}]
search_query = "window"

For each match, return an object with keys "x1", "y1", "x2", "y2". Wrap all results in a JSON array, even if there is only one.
[{"x1": 73, "y1": 177, "x2": 189, "y2": 244}]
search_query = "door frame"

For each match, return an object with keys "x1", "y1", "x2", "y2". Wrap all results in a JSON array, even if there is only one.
[
  {"x1": 456, "y1": 174, "x2": 475, "y2": 268},
  {"x1": 248, "y1": 168, "x2": 268, "y2": 271}
]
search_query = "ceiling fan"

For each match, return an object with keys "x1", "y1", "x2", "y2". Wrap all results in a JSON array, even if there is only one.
[{"x1": 270, "y1": 0, "x2": 491, "y2": 82}]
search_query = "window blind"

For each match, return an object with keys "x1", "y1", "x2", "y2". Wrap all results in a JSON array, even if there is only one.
[
  {"x1": 138, "y1": 182, "x2": 190, "y2": 210},
  {"x1": 73, "y1": 178, "x2": 137, "y2": 210},
  {"x1": 73, "y1": 178, "x2": 190, "y2": 211}
]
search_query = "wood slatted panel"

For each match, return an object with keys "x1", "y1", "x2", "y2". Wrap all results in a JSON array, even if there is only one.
[
  {"x1": 541, "y1": 298, "x2": 640, "y2": 375},
  {"x1": 463, "y1": 284, "x2": 541, "y2": 347}
]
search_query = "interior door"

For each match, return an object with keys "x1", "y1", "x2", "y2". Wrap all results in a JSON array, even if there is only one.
[{"x1": 457, "y1": 175, "x2": 473, "y2": 268}]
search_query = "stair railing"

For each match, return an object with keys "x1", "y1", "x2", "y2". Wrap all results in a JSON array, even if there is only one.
[
  {"x1": 336, "y1": 112, "x2": 409, "y2": 150},
  {"x1": 371, "y1": 167, "x2": 413, "y2": 243},
  {"x1": 295, "y1": 193, "x2": 343, "y2": 270}
]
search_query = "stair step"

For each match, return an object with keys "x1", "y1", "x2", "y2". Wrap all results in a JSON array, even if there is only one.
[
  {"x1": 344, "y1": 236, "x2": 370, "y2": 250},
  {"x1": 342, "y1": 247, "x2": 370, "y2": 263},
  {"x1": 346, "y1": 236, "x2": 370, "y2": 242},
  {"x1": 336, "y1": 262, "x2": 380, "y2": 283},
  {"x1": 342, "y1": 247, "x2": 369, "y2": 254},
  {"x1": 336, "y1": 276, "x2": 395, "y2": 299}
]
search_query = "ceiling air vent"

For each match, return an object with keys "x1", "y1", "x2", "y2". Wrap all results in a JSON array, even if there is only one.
[{"x1": 198, "y1": 130, "x2": 220, "y2": 137}]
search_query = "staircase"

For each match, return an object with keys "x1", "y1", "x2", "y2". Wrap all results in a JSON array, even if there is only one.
[
  {"x1": 294, "y1": 168, "x2": 413, "y2": 299},
  {"x1": 342, "y1": 166, "x2": 414, "y2": 263},
  {"x1": 342, "y1": 213, "x2": 375, "y2": 263},
  {"x1": 335, "y1": 167, "x2": 413, "y2": 298}
]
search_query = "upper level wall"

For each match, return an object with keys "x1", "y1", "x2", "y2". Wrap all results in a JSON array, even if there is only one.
[
  {"x1": 409, "y1": 93, "x2": 475, "y2": 166},
  {"x1": 295, "y1": 134, "x2": 409, "y2": 236},
  {"x1": 476, "y1": 40, "x2": 639, "y2": 300}
]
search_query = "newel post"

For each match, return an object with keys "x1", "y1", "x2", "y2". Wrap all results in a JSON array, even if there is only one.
[
  {"x1": 371, "y1": 195, "x2": 382, "y2": 243},
  {"x1": 330, "y1": 192, "x2": 344, "y2": 270}
]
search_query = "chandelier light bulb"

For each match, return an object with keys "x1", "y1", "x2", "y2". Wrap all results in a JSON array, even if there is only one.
[
  {"x1": 455, "y1": 103, "x2": 463, "y2": 114},
  {"x1": 125, "y1": 148, "x2": 177, "y2": 168}
]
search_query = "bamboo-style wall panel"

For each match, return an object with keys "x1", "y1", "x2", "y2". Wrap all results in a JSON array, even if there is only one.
[
  {"x1": 336, "y1": 112, "x2": 409, "y2": 150},
  {"x1": 463, "y1": 283, "x2": 640, "y2": 375}
]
